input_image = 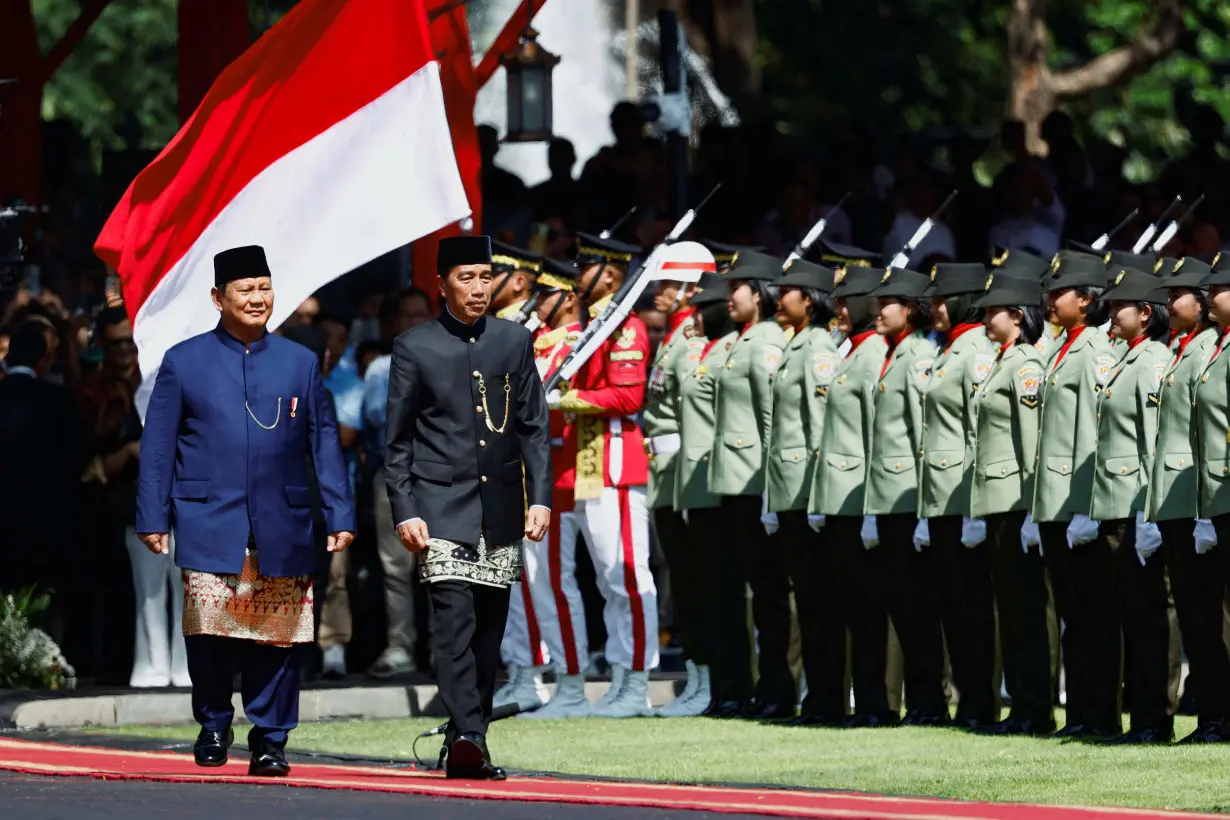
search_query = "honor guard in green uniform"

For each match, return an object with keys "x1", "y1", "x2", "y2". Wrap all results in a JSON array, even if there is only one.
[
  {"x1": 700, "y1": 240, "x2": 765, "y2": 274},
  {"x1": 1100, "y1": 250, "x2": 1161, "y2": 352},
  {"x1": 969, "y1": 275, "x2": 1056, "y2": 736},
  {"x1": 809, "y1": 265, "x2": 895, "y2": 726},
  {"x1": 489, "y1": 241, "x2": 542, "y2": 321},
  {"x1": 918, "y1": 263, "x2": 998, "y2": 727},
  {"x1": 865, "y1": 266, "x2": 947, "y2": 725},
  {"x1": 674, "y1": 275, "x2": 744, "y2": 716},
  {"x1": 764, "y1": 258, "x2": 846, "y2": 726},
  {"x1": 1187, "y1": 258, "x2": 1230, "y2": 743},
  {"x1": 992, "y1": 247, "x2": 1062, "y2": 358},
  {"x1": 1148, "y1": 257, "x2": 1228, "y2": 743},
  {"x1": 643, "y1": 266, "x2": 706, "y2": 716},
  {"x1": 709, "y1": 250, "x2": 793, "y2": 719},
  {"x1": 1033, "y1": 250, "x2": 1120, "y2": 738},
  {"x1": 1092, "y1": 268, "x2": 1173, "y2": 743}
]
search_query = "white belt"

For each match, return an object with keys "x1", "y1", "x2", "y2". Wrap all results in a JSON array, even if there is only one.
[
  {"x1": 609, "y1": 418, "x2": 624, "y2": 486},
  {"x1": 645, "y1": 433, "x2": 681, "y2": 456}
]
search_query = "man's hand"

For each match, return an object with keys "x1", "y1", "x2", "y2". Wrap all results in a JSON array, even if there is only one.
[
  {"x1": 327, "y1": 531, "x2": 355, "y2": 553},
  {"x1": 139, "y1": 532, "x2": 169, "y2": 555},
  {"x1": 545, "y1": 389, "x2": 562, "y2": 410},
  {"x1": 398, "y1": 519, "x2": 430, "y2": 553},
  {"x1": 525, "y1": 507, "x2": 551, "y2": 542}
]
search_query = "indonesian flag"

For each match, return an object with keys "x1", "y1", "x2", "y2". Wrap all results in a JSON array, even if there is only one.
[{"x1": 95, "y1": 0, "x2": 470, "y2": 416}]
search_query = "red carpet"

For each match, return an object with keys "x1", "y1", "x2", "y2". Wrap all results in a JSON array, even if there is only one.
[{"x1": 0, "y1": 738, "x2": 1213, "y2": 820}]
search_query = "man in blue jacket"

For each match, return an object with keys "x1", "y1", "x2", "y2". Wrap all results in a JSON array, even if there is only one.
[{"x1": 136, "y1": 245, "x2": 354, "y2": 777}]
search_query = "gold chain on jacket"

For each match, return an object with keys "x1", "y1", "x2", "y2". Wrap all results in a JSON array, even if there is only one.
[{"x1": 478, "y1": 374, "x2": 511, "y2": 434}]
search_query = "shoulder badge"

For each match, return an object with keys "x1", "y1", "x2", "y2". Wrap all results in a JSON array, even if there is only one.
[
  {"x1": 1018, "y1": 364, "x2": 1041, "y2": 407},
  {"x1": 1093, "y1": 354, "x2": 1116, "y2": 387},
  {"x1": 812, "y1": 351, "x2": 839, "y2": 386},
  {"x1": 916, "y1": 357, "x2": 934, "y2": 385},
  {"x1": 616, "y1": 325, "x2": 638, "y2": 349},
  {"x1": 682, "y1": 321, "x2": 699, "y2": 340},
  {"x1": 973, "y1": 353, "x2": 994, "y2": 384},
  {"x1": 1153, "y1": 362, "x2": 1166, "y2": 390},
  {"x1": 762, "y1": 344, "x2": 784, "y2": 372}
]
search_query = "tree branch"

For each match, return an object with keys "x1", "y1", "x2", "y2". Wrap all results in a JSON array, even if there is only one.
[
  {"x1": 1049, "y1": 0, "x2": 1184, "y2": 97},
  {"x1": 39, "y1": 0, "x2": 115, "y2": 84}
]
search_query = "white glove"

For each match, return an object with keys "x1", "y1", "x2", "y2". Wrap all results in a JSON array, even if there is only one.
[
  {"x1": 1020, "y1": 513, "x2": 1041, "y2": 553},
  {"x1": 860, "y1": 515, "x2": 879, "y2": 549},
  {"x1": 912, "y1": 519, "x2": 931, "y2": 551},
  {"x1": 1134, "y1": 511, "x2": 1163, "y2": 566},
  {"x1": 761, "y1": 511, "x2": 779, "y2": 536},
  {"x1": 807, "y1": 514, "x2": 826, "y2": 533},
  {"x1": 1066, "y1": 514, "x2": 1100, "y2": 548},
  {"x1": 1195, "y1": 519, "x2": 1218, "y2": 555},
  {"x1": 681, "y1": 510, "x2": 689, "y2": 526},
  {"x1": 545, "y1": 389, "x2": 562, "y2": 410},
  {"x1": 961, "y1": 517, "x2": 987, "y2": 548}
]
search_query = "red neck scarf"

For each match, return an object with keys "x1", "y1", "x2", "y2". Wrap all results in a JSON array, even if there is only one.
[
  {"x1": 879, "y1": 329, "x2": 912, "y2": 379},
  {"x1": 1171, "y1": 326, "x2": 1204, "y2": 366},
  {"x1": 668, "y1": 307, "x2": 695, "y2": 337},
  {"x1": 1210, "y1": 326, "x2": 1230, "y2": 365},
  {"x1": 701, "y1": 337, "x2": 723, "y2": 360},
  {"x1": 847, "y1": 329, "x2": 877, "y2": 356},
  {"x1": 1050, "y1": 325, "x2": 1087, "y2": 371},
  {"x1": 1126, "y1": 334, "x2": 1149, "y2": 351},
  {"x1": 945, "y1": 322, "x2": 981, "y2": 352}
]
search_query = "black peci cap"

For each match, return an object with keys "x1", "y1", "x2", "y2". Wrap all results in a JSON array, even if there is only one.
[
  {"x1": 214, "y1": 245, "x2": 272, "y2": 288},
  {"x1": 437, "y1": 235, "x2": 492, "y2": 277}
]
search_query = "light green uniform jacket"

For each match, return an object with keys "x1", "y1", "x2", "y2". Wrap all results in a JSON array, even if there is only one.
[
  {"x1": 765, "y1": 325, "x2": 841, "y2": 513},
  {"x1": 1031, "y1": 327, "x2": 1119, "y2": 523},
  {"x1": 969, "y1": 343, "x2": 1045, "y2": 518},
  {"x1": 1193, "y1": 330, "x2": 1230, "y2": 519},
  {"x1": 1089, "y1": 339, "x2": 1170, "y2": 521},
  {"x1": 865, "y1": 331, "x2": 939, "y2": 516},
  {"x1": 708, "y1": 320, "x2": 788, "y2": 497},
  {"x1": 674, "y1": 337, "x2": 729, "y2": 511},
  {"x1": 1146, "y1": 327, "x2": 1218, "y2": 521},
  {"x1": 643, "y1": 313, "x2": 698, "y2": 510},
  {"x1": 918, "y1": 326, "x2": 996, "y2": 519}
]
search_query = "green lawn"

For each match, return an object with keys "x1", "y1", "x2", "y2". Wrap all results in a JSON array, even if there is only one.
[{"x1": 97, "y1": 713, "x2": 1230, "y2": 812}]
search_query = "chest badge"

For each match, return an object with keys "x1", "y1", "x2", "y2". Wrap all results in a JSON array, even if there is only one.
[{"x1": 290, "y1": 397, "x2": 299, "y2": 419}]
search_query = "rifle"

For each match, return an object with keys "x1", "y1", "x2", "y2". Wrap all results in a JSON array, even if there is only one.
[
  {"x1": 887, "y1": 190, "x2": 957, "y2": 269},
  {"x1": 544, "y1": 184, "x2": 721, "y2": 393},
  {"x1": 785, "y1": 193, "x2": 850, "y2": 265},
  {"x1": 1131, "y1": 196, "x2": 1181, "y2": 254},
  {"x1": 1151, "y1": 194, "x2": 1204, "y2": 253},
  {"x1": 1089, "y1": 208, "x2": 1139, "y2": 252}
]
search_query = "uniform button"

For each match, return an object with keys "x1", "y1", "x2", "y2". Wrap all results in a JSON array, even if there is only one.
[
  {"x1": 469, "y1": 337, "x2": 476, "y2": 344},
  {"x1": 476, "y1": 405, "x2": 483, "y2": 413},
  {"x1": 1121, "y1": 467, "x2": 1127, "y2": 474},
  {"x1": 1180, "y1": 459, "x2": 1186, "y2": 466},
  {"x1": 736, "y1": 438, "x2": 743, "y2": 446},
  {"x1": 840, "y1": 461, "x2": 848, "y2": 468},
  {"x1": 726, "y1": 362, "x2": 733, "y2": 369},
  {"x1": 1000, "y1": 468, "x2": 1007, "y2": 476},
  {"x1": 702, "y1": 456, "x2": 709, "y2": 462},
  {"x1": 940, "y1": 459, "x2": 948, "y2": 466},
  {"x1": 1062, "y1": 464, "x2": 1068, "y2": 472},
  {"x1": 245, "y1": 349, "x2": 250, "y2": 355},
  {"x1": 472, "y1": 371, "x2": 480, "y2": 378},
  {"x1": 481, "y1": 475, "x2": 488, "y2": 482},
  {"x1": 895, "y1": 462, "x2": 902, "y2": 470},
  {"x1": 1224, "y1": 467, "x2": 1228, "y2": 476},
  {"x1": 480, "y1": 440, "x2": 487, "y2": 447},
  {"x1": 792, "y1": 454, "x2": 800, "y2": 462}
]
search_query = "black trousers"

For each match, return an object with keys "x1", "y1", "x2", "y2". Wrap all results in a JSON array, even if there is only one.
[
  {"x1": 1163, "y1": 519, "x2": 1230, "y2": 724},
  {"x1": 931, "y1": 516, "x2": 996, "y2": 723},
  {"x1": 653, "y1": 506, "x2": 710, "y2": 665},
  {"x1": 1040, "y1": 521, "x2": 1120, "y2": 731},
  {"x1": 829, "y1": 515, "x2": 890, "y2": 716},
  {"x1": 985, "y1": 511, "x2": 1053, "y2": 724},
  {"x1": 1105, "y1": 518, "x2": 1171, "y2": 732},
  {"x1": 879, "y1": 513, "x2": 947, "y2": 717},
  {"x1": 721, "y1": 495, "x2": 794, "y2": 706},
  {"x1": 690, "y1": 505, "x2": 752, "y2": 702},
  {"x1": 780, "y1": 511, "x2": 848, "y2": 717},
  {"x1": 429, "y1": 580, "x2": 510, "y2": 739}
]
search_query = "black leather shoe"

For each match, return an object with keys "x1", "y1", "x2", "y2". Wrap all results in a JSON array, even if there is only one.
[
  {"x1": 194, "y1": 727, "x2": 233, "y2": 767},
  {"x1": 837, "y1": 712, "x2": 900, "y2": 729},
  {"x1": 743, "y1": 701, "x2": 795, "y2": 721},
  {"x1": 1052, "y1": 723, "x2": 1091, "y2": 739},
  {"x1": 786, "y1": 714, "x2": 846, "y2": 728},
  {"x1": 1106, "y1": 726, "x2": 1174, "y2": 745},
  {"x1": 1055, "y1": 723, "x2": 1119, "y2": 741},
  {"x1": 952, "y1": 716, "x2": 985, "y2": 730},
  {"x1": 1179, "y1": 722, "x2": 1230, "y2": 744},
  {"x1": 900, "y1": 710, "x2": 951, "y2": 727},
  {"x1": 709, "y1": 699, "x2": 751, "y2": 719},
  {"x1": 248, "y1": 741, "x2": 291, "y2": 777},
  {"x1": 446, "y1": 733, "x2": 507, "y2": 781},
  {"x1": 973, "y1": 717, "x2": 1056, "y2": 737}
]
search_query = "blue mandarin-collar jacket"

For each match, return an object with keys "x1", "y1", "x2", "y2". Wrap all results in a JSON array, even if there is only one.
[{"x1": 136, "y1": 325, "x2": 355, "y2": 577}]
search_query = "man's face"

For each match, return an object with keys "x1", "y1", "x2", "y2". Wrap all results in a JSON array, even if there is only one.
[
  {"x1": 440, "y1": 264, "x2": 494, "y2": 324},
  {"x1": 212, "y1": 277, "x2": 274, "y2": 332},
  {"x1": 393, "y1": 293, "x2": 433, "y2": 336},
  {"x1": 102, "y1": 317, "x2": 138, "y2": 374},
  {"x1": 320, "y1": 318, "x2": 349, "y2": 364},
  {"x1": 639, "y1": 309, "x2": 667, "y2": 353},
  {"x1": 490, "y1": 271, "x2": 529, "y2": 312},
  {"x1": 286, "y1": 296, "x2": 320, "y2": 328}
]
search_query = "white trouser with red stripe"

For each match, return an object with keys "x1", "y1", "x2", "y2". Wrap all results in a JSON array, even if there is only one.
[
  {"x1": 500, "y1": 551, "x2": 550, "y2": 669},
  {"x1": 562, "y1": 486, "x2": 659, "y2": 672},
  {"x1": 521, "y1": 510, "x2": 590, "y2": 676}
]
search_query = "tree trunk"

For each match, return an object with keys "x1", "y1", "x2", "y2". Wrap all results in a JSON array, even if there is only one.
[{"x1": 1005, "y1": 0, "x2": 1185, "y2": 156}]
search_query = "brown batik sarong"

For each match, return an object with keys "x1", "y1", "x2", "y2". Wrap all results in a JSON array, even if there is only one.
[{"x1": 182, "y1": 549, "x2": 314, "y2": 646}]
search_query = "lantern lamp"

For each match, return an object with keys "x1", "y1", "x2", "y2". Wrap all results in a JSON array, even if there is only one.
[{"x1": 500, "y1": 25, "x2": 560, "y2": 143}]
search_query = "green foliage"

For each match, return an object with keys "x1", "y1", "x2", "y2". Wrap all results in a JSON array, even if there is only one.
[
  {"x1": 0, "y1": 584, "x2": 75, "y2": 690},
  {"x1": 35, "y1": 0, "x2": 178, "y2": 166}
]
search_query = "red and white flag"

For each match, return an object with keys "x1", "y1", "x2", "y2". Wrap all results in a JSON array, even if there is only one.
[{"x1": 95, "y1": 0, "x2": 470, "y2": 416}]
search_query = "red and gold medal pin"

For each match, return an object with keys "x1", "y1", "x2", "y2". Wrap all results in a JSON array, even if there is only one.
[{"x1": 291, "y1": 397, "x2": 299, "y2": 418}]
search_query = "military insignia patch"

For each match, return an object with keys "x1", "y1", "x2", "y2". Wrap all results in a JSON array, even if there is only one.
[
  {"x1": 1175, "y1": 257, "x2": 1186, "y2": 272},
  {"x1": 992, "y1": 248, "x2": 1009, "y2": 267},
  {"x1": 816, "y1": 386, "x2": 827, "y2": 397},
  {"x1": 1051, "y1": 254, "x2": 1062, "y2": 275},
  {"x1": 687, "y1": 349, "x2": 703, "y2": 365},
  {"x1": 682, "y1": 322, "x2": 699, "y2": 339},
  {"x1": 1114, "y1": 270, "x2": 1125, "y2": 286},
  {"x1": 695, "y1": 365, "x2": 708, "y2": 378},
  {"x1": 1153, "y1": 362, "x2": 1166, "y2": 389},
  {"x1": 1154, "y1": 258, "x2": 1165, "y2": 274},
  {"x1": 813, "y1": 352, "x2": 839, "y2": 385},
  {"x1": 984, "y1": 274, "x2": 994, "y2": 291},
  {"x1": 916, "y1": 358, "x2": 933, "y2": 384},
  {"x1": 930, "y1": 265, "x2": 938, "y2": 282},
  {"x1": 1214, "y1": 251, "x2": 1222, "y2": 269},
  {"x1": 762, "y1": 344, "x2": 784, "y2": 371},
  {"x1": 881, "y1": 269, "x2": 893, "y2": 284},
  {"x1": 1019, "y1": 365, "x2": 1041, "y2": 407},
  {"x1": 1103, "y1": 251, "x2": 1113, "y2": 265},
  {"x1": 1094, "y1": 354, "x2": 1116, "y2": 386},
  {"x1": 616, "y1": 326, "x2": 638, "y2": 348},
  {"x1": 1147, "y1": 392, "x2": 1160, "y2": 406},
  {"x1": 973, "y1": 353, "x2": 994, "y2": 384},
  {"x1": 834, "y1": 268, "x2": 847, "y2": 285}
]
